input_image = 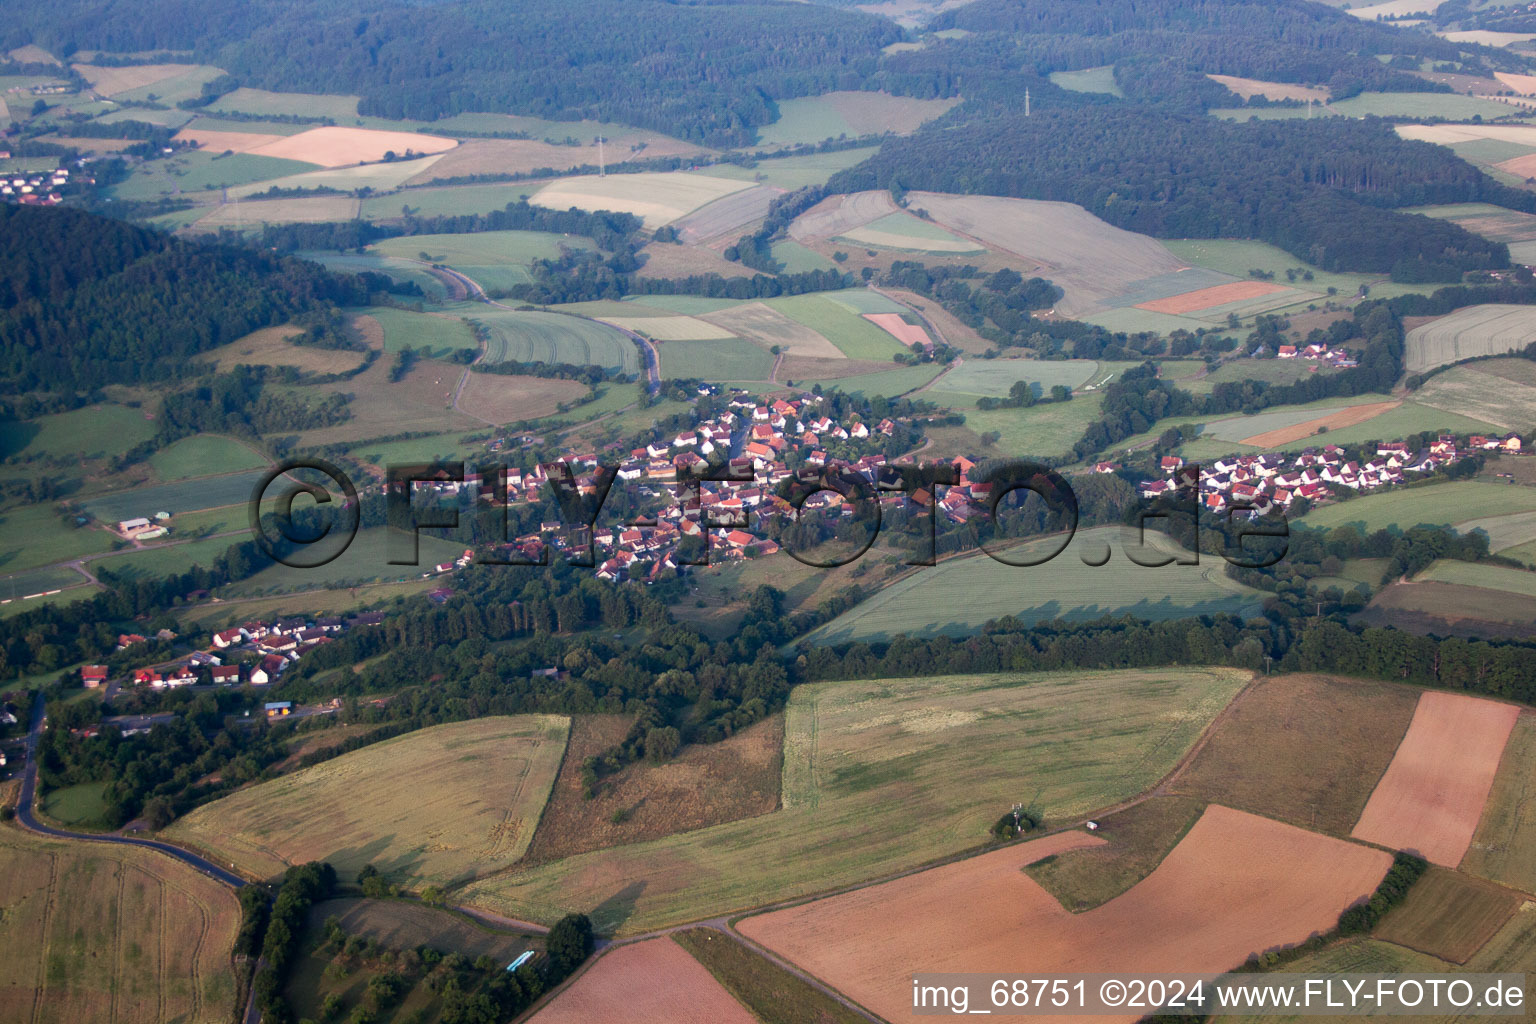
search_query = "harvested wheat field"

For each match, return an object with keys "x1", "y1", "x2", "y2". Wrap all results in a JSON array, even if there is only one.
[
  {"x1": 863, "y1": 312, "x2": 930, "y2": 347},
  {"x1": 530, "y1": 172, "x2": 752, "y2": 228},
  {"x1": 1495, "y1": 152, "x2": 1536, "y2": 180},
  {"x1": 1137, "y1": 280, "x2": 1289, "y2": 315},
  {"x1": 198, "y1": 323, "x2": 372, "y2": 375},
  {"x1": 1237, "y1": 400, "x2": 1399, "y2": 447},
  {"x1": 173, "y1": 127, "x2": 290, "y2": 155},
  {"x1": 906, "y1": 192, "x2": 1191, "y2": 316},
  {"x1": 1496, "y1": 71, "x2": 1536, "y2": 95},
  {"x1": 788, "y1": 190, "x2": 898, "y2": 242},
  {"x1": 0, "y1": 828, "x2": 239, "y2": 1024},
  {"x1": 454, "y1": 373, "x2": 589, "y2": 424},
  {"x1": 699, "y1": 302, "x2": 843, "y2": 359},
  {"x1": 404, "y1": 138, "x2": 607, "y2": 182},
  {"x1": 191, "y1": 195, "x2": 360, "y2": 227},
  {"x1": 1352, "y1": 691, "x2": 1521, "y2": 866},
  {"x1": 1208, "y1": 74, "x2": 1330, "y2": 103},
  {"x1": 73, "y1": 62, "x2": 201, "y2": 96},
  {"x1": 524, "y1": 714, "x2": 785, "y2": 866},
  {"x1": 529, "y1": 938, "x2": 756, "y2": 1024},
  {"x1": 739, "y1": 805, "x2": 1390, "y2": 1024},
  {"x1": 164, "y1": 715, "x2": 570, "y2": 885},
  {"x1": 244, "y1": 126, "x2": 457, "y2": 168}
]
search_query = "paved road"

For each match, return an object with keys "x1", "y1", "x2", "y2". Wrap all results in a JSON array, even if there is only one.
[{"x1": 13, "y1": 697, "x2": 249, "y2": 889}]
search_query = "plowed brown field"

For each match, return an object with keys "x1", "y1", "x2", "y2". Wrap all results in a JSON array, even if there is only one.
[
  {"x1": 1136, "y1": 280, "x2": 1288, "y2": 315},
  {"x1": 1351, "y1": 691, "x2": 1521, "y2": 866},
  {"x1": 1237, "y1": 401, "x2": 1398, "y2": 447},
  {"x1": 528, "y1": 937, "x2": 757, "y2": 1024},
  {"x1": 738, "y1": 806, "x2": 1391, "y2": 1024}
]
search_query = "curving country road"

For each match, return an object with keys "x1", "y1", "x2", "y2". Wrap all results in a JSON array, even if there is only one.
[{"x1": 12, "y1": 696, "x2": 249, "y2": 889}]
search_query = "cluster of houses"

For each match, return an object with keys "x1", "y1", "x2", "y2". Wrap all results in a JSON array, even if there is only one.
[
  {"x1": 82, "y1": 612, "x2": 383, "y2": 691},
  {"x1": 1270, "y1": 342, "x2": 1357, "y2": 368},
  {"x1": 417, "y1": 392, "x2": 915, "y2": 582},
  {"x1": 0, "y1": 163, "x2": 71, "y2": 206},
  {"x1": 1136, "y1": 432, "x2": 1524, "y2": 514}
]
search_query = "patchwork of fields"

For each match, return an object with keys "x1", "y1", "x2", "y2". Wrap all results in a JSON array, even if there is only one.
[{"x1": 460, "y1": 668, "x2": 1250, "y2": 933}]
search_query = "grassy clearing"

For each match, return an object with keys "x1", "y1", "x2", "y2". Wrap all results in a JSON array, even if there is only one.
[
  {"x1": 109, "y1": 150, "x2": 319, "y2": 200},
  {"x1": 1375, "y1": 868, "x2": 1525, "y2": 963},
  {"x1": 166, "y1": 716, "x2": 570, "y2": 885},
  {"x1": 695, "y1": 147, "x2": 880, "y2": 190},
  {"x1": 368, "y1": 183, "x2": 536, "y2": 220},
  {"x1": 1181, "y1": 357, "x2": 1335, "y2": 395},
  {"x1": 658, "y1": 337, "x2": 775, "y2": 381},
  {"x1": 39, "y1": 780, "x2": 112, "y2": 829},
  {"x1": 524, "y1": 715, "x2": 782, "y2": 865},
  {"x1": 209, "y1": 87, "x2": 360, "y2": 120},
  {"x1": 460, "y1": 667, "x2": 1250, "y2": 934},
  {"x1": 1464, "y1": 713, "x2": 1536, "y2": 894},
  {"x1": 1301, "y1": 481, "x2": 1536, "y2": 532},
  {"x1": 765, "y1": 292, "x2": 907, "y2": 360},
  {"x1": 197, "y1": 322, "x2": 373, "y2": 376},
  {"x1": 755, "y1": 92, "x2": 956, "y2": 147},
  {"x1": 673, "y1": 929, "x2": 868, "y2": 1024},
  {"x1": 768, "y1": 239, "x2": 837, "y2": 273},
  {"x1": 0, "y1": 403, "x2": 157, "y2": 461},
  {"x1": 0, "y1": 827, "x2": 240, "y2": 1023},
  {"x1": 1049, "y1": 65, "x2": 1124, "y2": 96},
  {"x1": 471, "y1": 308, "x2": 639, "y2": 374},
  {"x1": 148, "y1": 435, "x2": 267, "y2": 481}
]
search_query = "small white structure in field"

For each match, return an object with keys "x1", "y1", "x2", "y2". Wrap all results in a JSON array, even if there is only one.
[{"x1": 1085, "y1": 821, "x2": 1100, "y2": 831}]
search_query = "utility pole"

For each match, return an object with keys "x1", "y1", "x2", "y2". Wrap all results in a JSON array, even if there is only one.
[
  {"x1": 1025, "y1": 88, "x2": 1030, "y2": 117},
  {"x1": 597, "y1": 136, "x2": 606, "y2": 177}
]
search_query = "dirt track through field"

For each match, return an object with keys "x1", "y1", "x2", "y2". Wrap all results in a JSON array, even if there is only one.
[
  {"x1": 528, "y1": 937, "x2": 758, "y2": 1023},
  {"x1": 738, "y1": 805, "x2": 1390, "y2": 1024},
  {"x1": 1237, "y1": 400, "x2": 1398, "y2": 447},
  {"x1": 1351, "y1": 691, "x2": 1521, "y2": 866}
]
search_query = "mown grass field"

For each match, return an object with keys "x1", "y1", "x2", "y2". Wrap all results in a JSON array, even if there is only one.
[
  {"x1": 658, "y1": 337, "x2": 775, "y2": 381},
  {"x1": 1301, "y1": 482, "x2": 1536, "y2": 532},
  {"x1": 932, "y1": 357, "x2": 1099, "y2": 398},
  {"x1": 1181, "y1": 356, "x2": 1335, "y2": 395},
  {"x1": 801, "y1": 363, "x2": 944, "y2": 398},
  {"x1": 166, "y1": 716, "x2": 570, "y2": 885},
  {"x1": 923, "y1": 391, "x2": 1105, "y2": 461},
  {"x1": 370, "y1": 230, "x2": 592, "y2": 293},
  {"x1": 0, "y1": 403, "x2": 157, "y2": 462},
  {"x1": 753, "y1": 92, "x2": 956, "y2": 147},
  {"x1": 78, "y1": 469, "x2": 271, "y2": 523},
  {"x1": 0, "y1": 503, "x2": 117, "y2": 575},
  {"x1": 0, "y1": 828, "x2": 240, "y2": 1023},
  {"x1": 108, "y1": 150, "x2": 319, "y2": 200},
  {"x1": 471, "y1": 308, "x2": 640, "y2": 374},
  {"x1": 1421, "y1": 559, "x2": 1536, "y2": 597},
  {"x1": 1162, "y1": 238, "x2": 1379, "y2": 299},
  {"x1": 218, "y1": 524, "x2": 472, "y2": 596},
  {"x1": 208, "y1": 87, "x2": 361, "y2": 120},
  {"x1": 39, "y1": 780, "x2": 113, "y2": 830},
  {"x1": 367, "y1": 306, "x2": 477, "y2": 356},
  {"x1": 459, "y1": 667, "x2": 1250, "y2": 934},
  {"x1": 1375, "y1": 867, "x2": 1525, "y2": 964},
  {"x1": 148, "y1": 435, "x2": 267, "y2": 481},
  {"x1": 298, "y1": 252, "x2": 449, "y2": 299},
  {"x1": 1463, "y1": 713, "x2": 1536, "y2": 894},
  {"x1": 693, "y1": 147, "x2": 879, "y2": 191},
  {"x1": 796, "y1": 524, "x2": 1267, "y2": 645},
  {"x1": 764, "y1": 292, "x2": 908, "y2": 361}
]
